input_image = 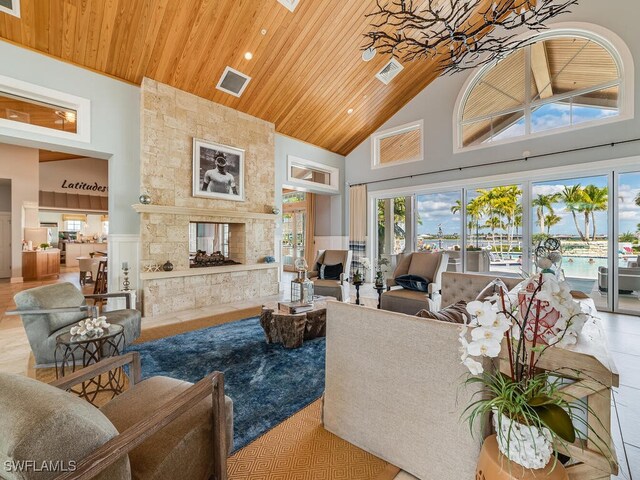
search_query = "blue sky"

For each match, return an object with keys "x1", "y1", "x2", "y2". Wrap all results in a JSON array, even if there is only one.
[{"x1": 415, "y1": 172, "x2": 640, "y2": 238}]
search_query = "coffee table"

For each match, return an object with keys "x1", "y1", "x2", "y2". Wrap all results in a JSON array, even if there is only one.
[{"x1": 260, "y1": 297, "x2": 331, "y2": 349}]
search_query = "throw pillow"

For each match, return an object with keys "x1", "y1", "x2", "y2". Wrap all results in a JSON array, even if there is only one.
[
  {"x1": 318, "y1": 263, "x2": 343, "y2": 280},
  {"x1": 475, "y1": 278, "x2": 509, "y2": 302},
  {"x1": 416, "y1": 301, "x2": 469, "y2": 324},
  {"x1": 395, "y1": 274, "x2": 430, "y2": 292}
]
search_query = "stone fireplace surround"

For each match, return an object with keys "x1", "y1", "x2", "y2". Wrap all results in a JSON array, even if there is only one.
[{"x1": 138, "y1": 78, "x2": 279, "y2": 317}]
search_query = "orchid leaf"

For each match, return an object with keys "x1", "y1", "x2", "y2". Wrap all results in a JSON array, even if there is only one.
[
  {"x1": 534, "y1": 404, "x2": 576, "y2": 443},
  {"x1": 528, "y1": 395, "x2": 554, "y2": 406}
]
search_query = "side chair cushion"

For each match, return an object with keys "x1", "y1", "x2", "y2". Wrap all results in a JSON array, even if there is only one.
[
  {"x1": 407, "y1": 253, "x2": 441, "y2": 281},
  {"x1": 0, "y1": 372, "x2": 130, "y2": 480},
  {"x1": 100, "y1": 376, "x2": 234, "y2": 480},
  {"x1": 394, "y1": 274, "x2": 430, "y2": 292},
  {"x1": 322, "y1": 251, "x2": 346, "y2": 266}
]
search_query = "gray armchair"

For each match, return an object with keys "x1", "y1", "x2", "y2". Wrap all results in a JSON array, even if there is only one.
[
  {"x1": 10, "y1": 282, "x2": 141, "y2": 367},
  {"x1": 380, "y1": 252, "x2": 449, "y2": 315},
  {"x1": 308, "y1": 250, "x2": 353, "y2": 302},
  {"x1": 0, "y1": 353, "x2": 232, "y2": 480}
]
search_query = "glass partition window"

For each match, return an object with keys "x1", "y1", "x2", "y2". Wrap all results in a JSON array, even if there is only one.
[
  {"x1": 465, "y1": 185, "x2": 523, "y2": 276},
  {"x1": 0, "y1": 92, "x2": 77, "y2": 133},
  {"x1": 286, "y1": 155, "x2": 339, "y2": 192},
  {"x1": 531, "y1": 176, "x2": 609, "y2": 310},
  {"x1": 189, "y1": 222, "x2": 229, "y2": 257},
  {"x1": 459, "y1": 33, "x2": 621, "y2": 148},
  {"x1": 415, "y1": 191, "x2": 462, "y2": 271}
]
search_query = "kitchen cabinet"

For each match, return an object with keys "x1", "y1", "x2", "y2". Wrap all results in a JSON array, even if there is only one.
[
  {"x1": 64, "y1": 243, "x2": 108, "y2": 267},
  {"x1": 22, "y1": 249, "x2": 61, "y2": 281}
]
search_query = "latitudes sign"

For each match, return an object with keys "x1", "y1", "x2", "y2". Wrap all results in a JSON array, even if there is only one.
[{"x1": 61, "y1": 180, "x2": 108, "y2": 193}]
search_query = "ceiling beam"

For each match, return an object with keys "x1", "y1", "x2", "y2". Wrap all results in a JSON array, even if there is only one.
[{"x1": 530, "y1": 41, "x2": 554, "y2": 100}]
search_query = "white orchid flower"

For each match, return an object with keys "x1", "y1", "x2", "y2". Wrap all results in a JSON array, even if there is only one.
[
  {"x1": 471, "y1": 326, "x2": 504, "y2": 343},
  {"x1": 466, "y1": 300, "x2": 497, "y2": 326},
  {"x1": 467, "y1": 338, "x2": 501, "y2": 357},
  {"x1": 463, "y1": 357, "x2": 484, "y2": 375}
]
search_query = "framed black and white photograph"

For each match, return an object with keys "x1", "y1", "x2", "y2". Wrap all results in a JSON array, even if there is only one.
[{"x1": 192, "y1": 139, "x2": 245, "y2": 202}]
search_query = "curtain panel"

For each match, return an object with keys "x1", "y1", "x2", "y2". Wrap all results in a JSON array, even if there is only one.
[{"x1": 349, "y1": 184, "x2": 367, "y2": 277}]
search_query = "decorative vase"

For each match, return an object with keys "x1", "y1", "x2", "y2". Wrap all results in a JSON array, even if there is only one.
[
  {"x1": 139, "y1": 193, "x2": 152, "y2": 204},
  {"x1": 518, "y1": 278, "x2": 561, "y2": 345},
  {"x1": 162, "y1": 260, "x2": 174, "y2": 271},
  {"x1": 493, "y1": 412, "x2": 553, "y2": 470}
]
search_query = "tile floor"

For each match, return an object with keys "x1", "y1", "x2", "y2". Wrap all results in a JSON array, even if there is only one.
[{"x1": 0, "y1": 270, "x2": 638, "y2": 478}]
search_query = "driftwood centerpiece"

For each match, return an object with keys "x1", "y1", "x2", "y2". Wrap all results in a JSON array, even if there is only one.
[{"x1": 260, "y1": 300, "x2": 328, "y2": 349}]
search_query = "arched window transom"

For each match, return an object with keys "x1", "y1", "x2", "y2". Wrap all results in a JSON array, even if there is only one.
[{"x1": 459, "y1": 32, "x2": 623, "y2": 148}]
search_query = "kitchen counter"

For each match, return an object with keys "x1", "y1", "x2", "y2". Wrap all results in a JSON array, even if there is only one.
[{"x1": 64, "y1": 243, "x2": 108, "y2": 267}]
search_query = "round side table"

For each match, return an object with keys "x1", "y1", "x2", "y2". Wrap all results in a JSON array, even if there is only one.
[
  {"x1": 353, "y1": 281, "x2": 364, "y2": 305},
  {"x1": 55, "y1": 324, "x2": 126, "y2": 405},
  {"x1": 476, "y1": 435, "x2": 568, "y2": 480}
]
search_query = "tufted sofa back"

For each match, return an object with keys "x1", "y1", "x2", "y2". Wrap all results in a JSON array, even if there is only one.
[{"x1": 441, "y1": 272, "x2": 522, "y2": 307}]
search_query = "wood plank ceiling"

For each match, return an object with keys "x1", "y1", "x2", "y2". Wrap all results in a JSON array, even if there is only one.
[{"x1": 0, "y1": 0, "x2": 494, "y2": 155}]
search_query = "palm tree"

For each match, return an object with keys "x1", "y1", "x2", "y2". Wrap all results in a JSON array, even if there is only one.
[
  {"x1": 620, "y1": 231, "x2": 636, "y2": 242},
  {"x1": 582, "y1": 185, "x2": 608, "y2": 241},
  {"x1": 544, "y1": 213, "x2": 562, "y2": 234},
  {"x1": 635, "y1": 192, "x2": 640, "y2": 207},
  {"x1": 560, "y1": 185, "x2": 588, "y2": 242},
  {"x1": 532, "y1": 193, "x2": 560, "y2": 233}
]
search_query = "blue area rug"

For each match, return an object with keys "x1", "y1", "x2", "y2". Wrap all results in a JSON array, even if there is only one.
[{"x1": 127, "y1": 317, "x2": 326, "y2": 451}]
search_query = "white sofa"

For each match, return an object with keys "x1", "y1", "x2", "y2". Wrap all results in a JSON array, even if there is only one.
[{"x1": 323, "y1": 301, "x2": 486, "y2": 480}]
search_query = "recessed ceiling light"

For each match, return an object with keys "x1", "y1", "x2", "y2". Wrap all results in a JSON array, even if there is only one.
[
  {"x1": 347, "y1": 108, "x2": 354, "y2": 114},
  {"x1": 362, "y1": 47, "x2": 376, "y2": 62},
  {"x1": 244, "y1": 52, "x2": 253, "y2": 60},
  {"x1": 261, "y1": 29, "x2": 268, "y2": 35}
]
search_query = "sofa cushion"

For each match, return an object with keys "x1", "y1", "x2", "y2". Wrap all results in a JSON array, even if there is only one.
[
  {"x1": 0, "y1": 372, "x2": 130, "y2": 480},
  {"x1": 395, "y1": 274, "x2": 430, "y2": 292},
  {"x1": 416, "y1": 301, "x2": 469, "y2": 324},
  {"x1": 407, "y1": 253, "x2": 439, "y2": 281},
  {"x1": 317, "y1": 263, "x2": 343, "y2": 280},
  {"x1": 100, "y1": 376, "x2": 233, "y2": 480},
  {"x1": 380, "y1": 288, "x2": 430, "y2": 316}
]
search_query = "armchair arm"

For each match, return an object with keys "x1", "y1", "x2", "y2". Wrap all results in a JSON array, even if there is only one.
[
  {"x1": 339, "y1": 272, "x2": 349, "y2": 285},
  {"x1": 5, "y1": 305, "x2": 89, "y2": 316},
  {"x1": 84, "y1": 292, "x2": 132, "y2": 309},
  {"x1": 54, "y1": 371, "x2": 228, "y2": 480},
  {"x1": 50, "y1": 352, "x2": 142, "y2": 391},
  {"x1": 308, "y1": 271, "x2": 319, "y2": 279}
]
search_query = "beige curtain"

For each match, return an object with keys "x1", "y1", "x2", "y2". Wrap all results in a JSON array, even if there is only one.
[
  {"x1": 349, "y1": 184, "x2": 367, "y2": 276},
  {"x1": 305, "y1": 193, "x2": 316, "y2": 268}
]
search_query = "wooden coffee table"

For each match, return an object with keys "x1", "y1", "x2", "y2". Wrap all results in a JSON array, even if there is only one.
[{"x1": 260, "y1": 297, "x2": 332, "y2": 349}]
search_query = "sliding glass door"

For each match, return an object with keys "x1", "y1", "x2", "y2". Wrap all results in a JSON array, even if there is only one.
[
  {"x1": 415, "y1": 191, "x2": 462, "y2": 271},
  {"x1": 465, "y1": 184, "x2": 523, "y2": 276},
  {"x1": 377, "y1": 196, "x2": 412, "y2": 271},
  {"x1": 616, "y1": 171, "x2": 640, "y2": 314},
  {"x1": 531, "y1": 175, "x2": 610, "y2": 310}
]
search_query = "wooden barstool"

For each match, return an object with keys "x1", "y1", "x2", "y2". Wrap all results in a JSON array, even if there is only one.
[
  {"x1": 476, "y1": 435, "x2": 568, "y2": 480},
  {"x1": 92, "y1": 259, "x2": 108, "y2": 311}
]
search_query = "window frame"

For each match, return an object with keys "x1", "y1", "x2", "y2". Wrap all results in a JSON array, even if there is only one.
[
  {"x1": 285, "y1": 155, "x2": 339, "y2": 193},
  {"x1": 0, "y1": 0, "x2": 20, "y2": 18},
  {"x1": 371, "y1": 119, "x2": 424, "y2": 170},
  {"x1": 453, "y1": 25, "x2": 634, "y2": 153},
  {"x1": 0, "y1": 74, "x2": 91, "y2": 143}
]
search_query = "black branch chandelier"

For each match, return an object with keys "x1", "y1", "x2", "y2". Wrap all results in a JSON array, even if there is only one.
[{"x1": 363, "y1": 0, "x2": 579, "y2": 74}]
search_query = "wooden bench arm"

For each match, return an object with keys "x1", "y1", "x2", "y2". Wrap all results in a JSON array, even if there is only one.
[
  {"x1": 5, "y1": 306, "x2": 89, "y2": 316},
  {"x1": 50, "y1": 352, "x2": 142, "y2": 391},
  {"x1": 54, "y1": 371, "x2": 228, "y2": 480}
]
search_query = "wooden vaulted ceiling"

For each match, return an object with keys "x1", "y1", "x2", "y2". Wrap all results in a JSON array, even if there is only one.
[{"x1": 0, "y1": 0, "x2": 502, "y2": 155}]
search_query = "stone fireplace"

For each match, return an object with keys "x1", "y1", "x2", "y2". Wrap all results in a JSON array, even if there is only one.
[{"x1": 137, "y1": 78, "x2": 279, "y2": 317}]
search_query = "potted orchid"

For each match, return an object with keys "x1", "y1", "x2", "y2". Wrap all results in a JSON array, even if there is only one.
[{"x1": 460, "y1": 239, "x2": 606, "y2": 470}]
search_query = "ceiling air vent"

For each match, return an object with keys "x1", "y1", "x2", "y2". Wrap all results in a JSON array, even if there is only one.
[
  {"x1": 216, "y1": 66, "x2": 251, "y2": 97},
  {"x1": 277, "y1": 0, "x2": 300, "y2": 12},
  {"x1": 376, "y1": 58, "x2": 404, "y2": 85},
  {"x1": 0, "y1": 0, "x2": 20, "y2": 18}
]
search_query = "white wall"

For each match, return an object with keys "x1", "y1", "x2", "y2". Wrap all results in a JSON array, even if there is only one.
[
  {"x1": 0, "y1": 144, "x2": 39, "y2": 278},
  {"x1": 0, "y1": 180, "x2": 10, "y2": 212},
  {"x1": 0, "y1": 41, "x2": 140, "y2": 236},
  {"x1": 39, "y1": 158, "x2": 108, "y2": 196},
  {"x1": 345, "y1": 0, "x2": 640, "y2": 232}
]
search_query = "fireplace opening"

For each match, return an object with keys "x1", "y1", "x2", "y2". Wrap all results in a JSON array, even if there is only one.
[{"x1": 189, "y1": 222, "x2": 241, "y2": 268}]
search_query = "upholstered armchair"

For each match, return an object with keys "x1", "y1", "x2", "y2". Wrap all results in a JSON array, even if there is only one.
[
  {"x1": 10, "y1": 283, "x2": 141, "y2": 367},
  {"x1": 308, "y1": 250, "x2": 353, "y2": 302},
  {"x1": 380, "y1": 252, "x2": 449, "y2": 315},
  {"x1": 0, "y1": 353, "x2": 232, "y2": 480}
]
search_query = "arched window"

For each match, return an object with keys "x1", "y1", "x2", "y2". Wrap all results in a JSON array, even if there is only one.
[{"x1": 457, "y1": 30, "x2": 626, "y2": 149}]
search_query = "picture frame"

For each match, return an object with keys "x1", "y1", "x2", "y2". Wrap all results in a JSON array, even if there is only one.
[{"x1": 192, "y1": 138, "x2": 245, "y2": 202}]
